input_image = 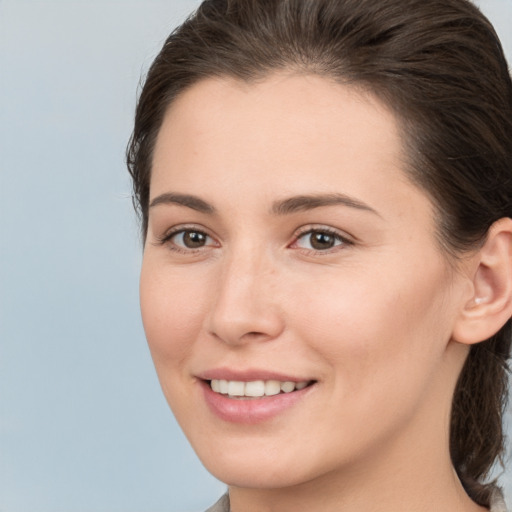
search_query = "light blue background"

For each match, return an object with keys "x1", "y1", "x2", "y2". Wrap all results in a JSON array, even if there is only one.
[{"x1": 1, "y1": 1, "x2": 511, "y2": 511}]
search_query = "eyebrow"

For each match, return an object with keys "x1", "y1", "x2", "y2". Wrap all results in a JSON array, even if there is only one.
[
  {"x1": 271, "y1": 193, "x2": 380, "y2": 216},
  {"x1": 149, "y1": 193, "x2": 216, "y2": 214},
  {"x1": 148, "y1": 191, "x2": 379, "y2": 217}
]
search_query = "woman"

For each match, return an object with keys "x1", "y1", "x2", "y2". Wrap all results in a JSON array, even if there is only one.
[{"x1": 127, "y1": 0, "x2": 512, "y2": 510}]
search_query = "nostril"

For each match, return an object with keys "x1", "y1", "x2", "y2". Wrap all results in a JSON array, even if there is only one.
[
  {"x1": 240, "y1": 331, "x2": 276, "y2": 343},
  {"x1": 207, "y1": 303, "x2": 285, "y2": 346}
]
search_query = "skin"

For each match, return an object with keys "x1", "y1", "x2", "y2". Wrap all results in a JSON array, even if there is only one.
[{"x1": 140, "y1": 73, "x2": 489, "y2": 512}]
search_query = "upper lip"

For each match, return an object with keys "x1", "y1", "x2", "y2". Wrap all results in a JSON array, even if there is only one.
[{"x1": 197, "y1": 368, "x2": 314, "y2": 382}]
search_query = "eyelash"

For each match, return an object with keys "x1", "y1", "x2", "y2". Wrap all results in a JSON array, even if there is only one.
[
  {"x1": 291, "y1": 226, "x2": 353, "y2": 254},
  {"x1": 156, "y1": 225, "x2": 353, "y2": 255},
  {"x1": 156, "y1": 226, "x2": 217, "y2": 254}
]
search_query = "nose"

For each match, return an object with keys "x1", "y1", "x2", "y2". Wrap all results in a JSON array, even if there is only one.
[{"x1": 206, "y1": 249, "x2": 285, "y2": 346}]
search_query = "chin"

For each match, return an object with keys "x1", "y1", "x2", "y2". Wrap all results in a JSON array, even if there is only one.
[
  {"x1": 196, "y1": 447, "x2": 282, "y2": 486},
  {"x1": 204, "y1": 458, "x2": 312, "y2": 489},
  {"x1": 191, "y1": 435, "x2": 340, "y2": 490}
]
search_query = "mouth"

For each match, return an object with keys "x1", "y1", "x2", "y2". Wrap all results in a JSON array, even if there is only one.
[
  {"x1": 207, "y1": 379, "x2": 315, "y2": 400},
  {"x1": 199, "y1": 374, "x2": 317, "y2": 423}
]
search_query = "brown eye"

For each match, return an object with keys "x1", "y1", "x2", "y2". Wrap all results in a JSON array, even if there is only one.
[
  {"x1": 311, "y1": 232, "x2": 337, "y2": 250},
  {"x1": 295, "y1": 230, "x2": 345, "y2": 251},
  {"x1": 170, "y1": 230, "x2": 213, "y2": 249},
  {"x1": 183, "y1": 231, "x2": 207, "y2": 248}
]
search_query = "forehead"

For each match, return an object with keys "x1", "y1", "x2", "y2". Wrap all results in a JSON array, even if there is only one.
[
  {"x1": 150, "y1": 73, "x2": 432, "y2": 228},
  {"x1": 153, "y1": 74, "x2": 405, "y2": 186},
  {"x1": 155, "y1": 74, "x2": 401, "y2": 154}
]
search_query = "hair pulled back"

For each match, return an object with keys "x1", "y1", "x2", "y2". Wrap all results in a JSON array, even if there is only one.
[{"x1": 127, "y1": 0, "x2": 512, "y2": 505}]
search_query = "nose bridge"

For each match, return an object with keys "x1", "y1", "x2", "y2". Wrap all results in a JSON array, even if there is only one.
[{"x1": 207, "y1": 241, "x2": 283, "y2": 345}]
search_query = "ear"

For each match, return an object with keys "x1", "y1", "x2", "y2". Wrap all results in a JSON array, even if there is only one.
[{"x1": 452, "y1": 217, "x2": 512, "y2": 345}]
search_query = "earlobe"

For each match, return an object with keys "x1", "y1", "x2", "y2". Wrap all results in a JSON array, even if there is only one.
[{"x1": 452, "y1": 217, "x2": 512, "y2": 345}]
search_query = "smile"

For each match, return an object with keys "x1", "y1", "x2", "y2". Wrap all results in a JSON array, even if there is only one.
[
  {"x1": 209, "y1": 379, "x2": 311, "y2": 398},
  {"x1": 201, "y1": 376, "x2": 317, "y2": 423}
]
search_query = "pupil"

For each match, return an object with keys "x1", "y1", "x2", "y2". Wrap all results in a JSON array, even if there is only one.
[
  {"x1": 184, "y1": 231, "x2": 206, "y2": 248},
  {"x1": 311, "y1": 232, "x2": 334, "y2": 250}
]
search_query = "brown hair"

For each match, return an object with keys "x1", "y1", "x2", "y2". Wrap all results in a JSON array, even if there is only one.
[{"x1": 127, "y1": 0, "x2": 512, "y2": 505}]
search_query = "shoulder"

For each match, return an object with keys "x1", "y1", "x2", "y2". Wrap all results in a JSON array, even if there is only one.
[{"x1": 204, "y1": 493, "x2": 230, "y2": 512}]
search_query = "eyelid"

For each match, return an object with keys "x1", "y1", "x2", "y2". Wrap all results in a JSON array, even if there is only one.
[
  {"x1": 289, "y1": 225, "x2": 354, "y2": 252},
  {"x1": 154, "y1": 223, "x2": 353, "y2": 253},
  {"x1": 155, "y1": 224, "x2": 219, "y2": 250}
]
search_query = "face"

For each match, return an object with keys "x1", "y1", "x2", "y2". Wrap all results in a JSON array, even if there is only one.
[{"x1": 140, "y1": 74, "x2": 469, "y2": 489}]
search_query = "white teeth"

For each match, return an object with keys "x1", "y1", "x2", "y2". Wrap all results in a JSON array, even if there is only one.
[
  {"x1": 245, "y1": 380, "x2": 265, "y2": 397},
  {"x1": 219, "y1": 380, "x2": 229, "y2": 394},
  {"x1": 265, "y1": 380, "x2": 281, "y2": 396},
  {"x1": 280, "y1": 381, "x2": 295, "y2": 393},
  {"x1": 228, "y1": 381, "x2": 245, "y2": 396},
  {"x1": 209, "y1": 379, "x2": 311, "y2": 398}
]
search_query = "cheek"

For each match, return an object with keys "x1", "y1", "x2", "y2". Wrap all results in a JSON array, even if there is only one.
[
  {"x1": 139, "y1": 259, "x2": 209, "y2": 367},
  {"x1": 282, "y1": 264, "x2": 455, "y2": 462},
  {"x1": 289, "y1": 260, "x2": 453, "y2": 394}
]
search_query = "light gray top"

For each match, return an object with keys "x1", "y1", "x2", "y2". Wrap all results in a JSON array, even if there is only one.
[
  {"x1": 490, "y1": 487, "x2": 509, "y2": 512},
  {"x1": 205, "y1": 488, "x2": 509, "y2": 512},
  {"x1": 205, "y1": 493, "x2": 229, "y2": 512}
]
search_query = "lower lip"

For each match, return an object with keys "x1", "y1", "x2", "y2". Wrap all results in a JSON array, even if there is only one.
[{"x1": 200, "y1": 380, "x2": 315, "y2": 424}]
